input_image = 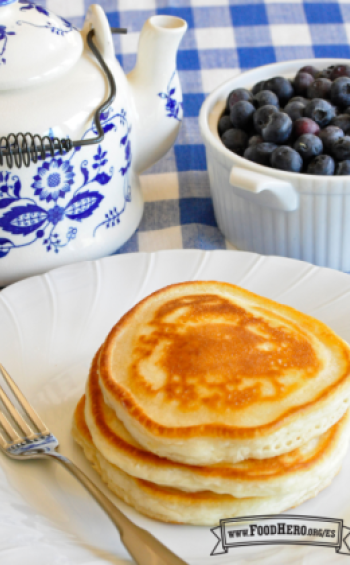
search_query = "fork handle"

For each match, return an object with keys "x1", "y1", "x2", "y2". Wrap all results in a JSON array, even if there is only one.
[{"x1": 42, "y1": 452, "x2": 187, "y2": 565}]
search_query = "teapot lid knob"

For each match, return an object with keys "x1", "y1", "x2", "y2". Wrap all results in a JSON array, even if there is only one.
[{"x1": 0, "y1": 0, "x2": 83, "y2": 90}]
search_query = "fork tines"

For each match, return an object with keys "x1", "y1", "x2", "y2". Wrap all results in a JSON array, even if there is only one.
[{"x1": 0, "y1": 364, "x2": 49, "y2": 446}]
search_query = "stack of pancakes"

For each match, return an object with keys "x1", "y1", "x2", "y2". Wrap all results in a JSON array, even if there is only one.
[{"x1": 73, "y1": 281, "x2": 350, "y2": 525}]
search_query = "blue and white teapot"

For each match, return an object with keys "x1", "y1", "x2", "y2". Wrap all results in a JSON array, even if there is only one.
[{"x1": 0, "y1": 0, "x2": 187, "y2": 285}]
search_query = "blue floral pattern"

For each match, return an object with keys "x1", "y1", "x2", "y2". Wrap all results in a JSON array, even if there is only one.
[
  {"x1": 17, "y1": 1, "x2": 74, "y2": 35},
  {"x1": 0, "y1": 3, "x2": 76, "y2": 70},
  {"x1": 93, "y1": 111, "x2": 132, "y2": 235},
  {"x1": 0, "y1": 1, "x2": 75, "y2": 69},
  {"x1": 18, "y1": 1, "x2": 49, "y2": 16},
  {"x1": 158, "y1": 71, "x2": 182, "y2": 121},
  {"x1": 32, "y1": 158, "x2": 75, "y2": 202},
  {"x1": 16, "y1": 0, "x2": 76, "y2": 35},
  {"x1": 0, "y1": 109, "x2": 132, "y2": 258},
  {"x1": 0, "y1": 25, "x2": 15, "y2": 65}
]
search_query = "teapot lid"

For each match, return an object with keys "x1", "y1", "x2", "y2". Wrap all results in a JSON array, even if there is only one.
[{"x1": 0, "y1": 0, "x2": 83, "y2": 90}]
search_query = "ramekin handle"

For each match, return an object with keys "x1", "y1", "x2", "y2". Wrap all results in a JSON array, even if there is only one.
[{"x1": 229, "y1": 166, "x2": 299, "y2": 212}]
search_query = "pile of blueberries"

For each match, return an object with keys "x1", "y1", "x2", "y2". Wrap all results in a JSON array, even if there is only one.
[{"x1": 218, "y1": 64, "x2": 350, "y2": 175}]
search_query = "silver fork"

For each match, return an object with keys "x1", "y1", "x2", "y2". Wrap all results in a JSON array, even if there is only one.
[{"x1": 0, "y1": 364, "x2": 188, "y2": 565}]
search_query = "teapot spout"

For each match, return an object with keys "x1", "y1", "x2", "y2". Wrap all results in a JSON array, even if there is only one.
[{"x1": 128, "y1": 16, "x2": 187, "y2": 174}]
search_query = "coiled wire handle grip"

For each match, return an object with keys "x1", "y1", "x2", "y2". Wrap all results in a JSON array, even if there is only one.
[{"x1": 0, "y1": 27, "x2": 126, "y2": 169}]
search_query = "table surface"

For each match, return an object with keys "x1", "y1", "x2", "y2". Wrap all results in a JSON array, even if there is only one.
[{"x1": 37, "y1": 0, "x2": 350, "y2": 255}]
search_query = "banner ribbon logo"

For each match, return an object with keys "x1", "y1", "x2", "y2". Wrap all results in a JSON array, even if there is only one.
[{"x1": 211, "y1": 515, "x2": 350, "y2": 556}]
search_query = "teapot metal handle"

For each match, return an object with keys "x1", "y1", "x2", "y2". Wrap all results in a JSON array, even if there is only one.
[{"x1": 0, "y1": 27, "x2": 127, "y2": 169}]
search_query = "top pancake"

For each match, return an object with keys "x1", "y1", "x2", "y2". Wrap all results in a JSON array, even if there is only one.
[{"x1": 99, "y1": 281, "x2": 350, "y2": 464}]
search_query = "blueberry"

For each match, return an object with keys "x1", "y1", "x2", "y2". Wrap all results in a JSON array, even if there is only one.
[
  {"x1": 253, "y1": 90, "x2": 279, "y2": 108},
  {"x1": 331, "y1": 65, "x2": 350, "y2": 81},
  {"x1": 304, "y1": 98, "x2": 334, "y2": 128},
  {"x1": 283, "y1": 101, "x2": 305, "y2": 121},
  {"x1": 330, "y1": 136, "x2": 350, "y2": 161},
  {"x1": 244, "y1": 145, "x2": 260, "y2": 163},
  {"x1": 299, "y1": 65, "x2": 319, "y2": 78},
  {"x1": 307, "y1": 78, "x2": 331, "y2": 100},
  {"x1": 289, "y1": 96, "x2": 308, "y2": 107},
  {"x1": 221, "y1": 128, "x2": 248, "y2": 155},
  {"x1": 244, "y1": 142, "x2": 277, "y2": 166},
  {"x1": 293, "y1": 117, "x2": 320, "y2": 137},
  {"x1": 261, "y1": 112, "x2": 293, "y2": 144},
  {"x1": 263, "y1": 76, "x2": 294, "y2": 105},
  {"x1": 335, "y1": 160, "x2": 350, "y2": 175},
  {"x1": 270, "y1": 146, "x2": 303, "y2": 173},
  {"x1": 293, "y1": 72, "x2": 314, "y2": 95},
  {"x1": 330, "y1": 103, "x2": 340, "y2": 117},
  {"x1": 331, "y1": 77, "x2": 350, "y2": 108},
  {"x1": 220, "y1": 66, "x2": 350, "y2": 177},
  {"x1": 316, "y1": 66, "x2": 334, "y2": 80},
  {"x1": 330, "y1": 114, "x2": 350, "y2": 134},
  {"x1": 218, "y1": 115, "x2": 232, "y2": 137},
  {"x1": 253, "y1": 104, "x2": 279, "y2": 134},
  {"x1": 252, "y1": 80, "x2": 265, "y2": 95},
  {"x1": 230, "y1": 100, "x2": 255, "y2": 129},
  {"x1": 307, "y1": 155, "x2": 335, "y2": 175},
  {"x1": 319, "y1": 126, "x2": 344, "y2": 153},
  {"x1": 293, "y1": 134, "x2": 323, "y2": 160},
  {"x1": 248, "y1": 135, "x2": 263, "y2": 147},
  {"x1": 226, "y1": 88, "x2": 253, "y2": 112}
]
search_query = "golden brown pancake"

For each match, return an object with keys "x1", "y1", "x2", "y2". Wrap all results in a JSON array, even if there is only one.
[
  {"x1": 85, "y1": 351, "x2": 350, "y2": 497},
  {"x1": 73, "y1": 396, "x2": 346, "y2": 526},
  {"x1": 98, "y1": 281, "x2": 350, "y2": 465}
]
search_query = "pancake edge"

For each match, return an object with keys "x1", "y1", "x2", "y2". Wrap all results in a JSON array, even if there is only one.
[{"x1": 73, "y1": 395, "x2": 344, "y2": 527}]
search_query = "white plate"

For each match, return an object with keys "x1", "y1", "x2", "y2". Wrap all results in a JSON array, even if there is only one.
[{"x1": 1, "y1": 250, "x2": 350, "y2": 565}]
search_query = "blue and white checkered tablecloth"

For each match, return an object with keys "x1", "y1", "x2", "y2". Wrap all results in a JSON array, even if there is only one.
[{"x1": 42, "y1": 0, "x2": 350, "y2": 254}]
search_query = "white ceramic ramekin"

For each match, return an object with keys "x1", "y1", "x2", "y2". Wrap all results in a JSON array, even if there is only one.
[{"x1": 199, "y1": 59, "x2": 350, "y2": 272}]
